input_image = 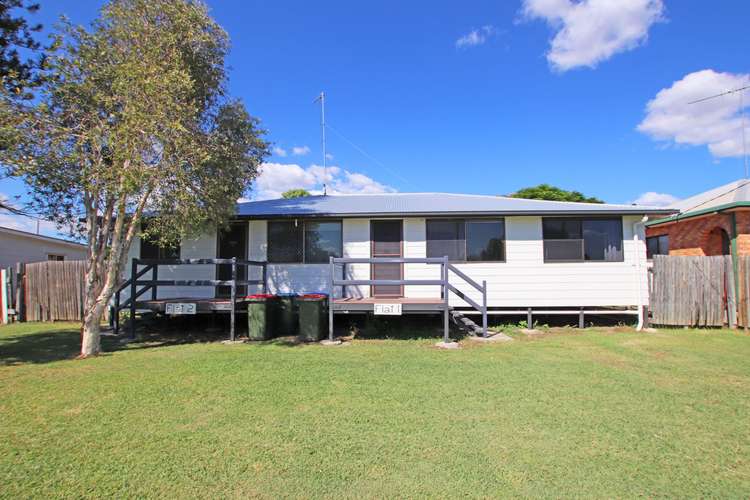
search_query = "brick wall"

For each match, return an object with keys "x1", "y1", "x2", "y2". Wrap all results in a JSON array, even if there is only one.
[{"x1": 646, "y1": 211, "x2": 750, "y2": 256}]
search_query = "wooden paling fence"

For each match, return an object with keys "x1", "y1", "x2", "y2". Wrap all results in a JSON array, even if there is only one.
[
  {"x1": 0, "y1": 260, "x2": 86, "y2": 323},
  {"x1": 649, "y1": 255, "x2": 737, "y2": 327}
]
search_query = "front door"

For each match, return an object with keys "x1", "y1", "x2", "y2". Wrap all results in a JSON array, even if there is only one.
[
  {"x1": 371, "y1": 220, "x2": 403, "y2": 297},
  {"x1": 217, "y1": 222, "x2": 248, "y2": 298}
]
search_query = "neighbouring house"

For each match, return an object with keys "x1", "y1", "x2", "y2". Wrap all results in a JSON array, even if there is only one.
[
  {"x1": 645, "y1": 179, "x2": 750, "y2": 258},
  {"x1": 121, "y1": 193, "x2": 673, "y2": 331},
  {"x1": 0, "y1": 226, "x2": 87, "y2": 268}
]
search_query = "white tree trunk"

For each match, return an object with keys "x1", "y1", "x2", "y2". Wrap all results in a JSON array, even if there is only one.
[{"x1": 80, "y1": 301, "x2": 105, "y2": 357}]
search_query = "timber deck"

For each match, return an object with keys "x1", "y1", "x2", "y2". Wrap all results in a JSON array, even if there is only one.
[
  {"x1": 134, "y1": 297, "x2": 244, "y2": 313},
  {"x1": 332, "y1": 297, "x2": 445, "y2": 312}
]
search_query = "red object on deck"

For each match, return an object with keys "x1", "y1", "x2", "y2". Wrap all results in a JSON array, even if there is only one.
[
  {"x1": 245, "y1": 294, "x2": 275, "y2": 299},
  {"x1": 300, "y1": 293, "x2": 327, "y2": 299}
]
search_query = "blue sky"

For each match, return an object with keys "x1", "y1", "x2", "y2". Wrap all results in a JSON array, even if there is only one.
[{"x1": 1, "y1": 0, "x2": 749, "y2": 235}]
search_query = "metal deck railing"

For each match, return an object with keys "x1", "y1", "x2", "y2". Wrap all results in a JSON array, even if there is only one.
[{"x1": 328, "y1": 256, "x2": 487, "y2": 342}]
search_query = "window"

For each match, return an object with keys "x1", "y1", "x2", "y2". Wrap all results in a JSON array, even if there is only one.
[
  {"x1": 543, "y1": 217, "x2": 623, "y2": 262},
  {"x1": 267, "y1": 220, "x2": 303, "y2": 263},
  {"x1": 426, "y1": 219, "x2": 505, "y2": 262},
  {"x1": 466, "y1": 220, "x2": 505, "y2": 261},
  {"x1": 304, "y1": 221, "x2": 343, "y2": 263},
  {"x1": 646, "y1": 234, "x2": 669, "y2": 259},
  {"x1": 47, "y1": 254, "x2": 65, "y2": 261},
  {"x1": 267, "y1": 220, "x2": 342, "y2": 263},
  {"x1": 140, "y1": 236, "x2": 180, "y2": 260},
  {"x1": 427, "y1": 220, "x2": 465, "y2": 261}
]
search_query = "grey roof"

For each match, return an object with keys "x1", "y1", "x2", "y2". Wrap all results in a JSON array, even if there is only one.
[
  {"x1": 0, "y1": 226, "x2": 86, "y2": 248},
  {"x1": 236, "y1": 193, "x2": 675, "y2": 218},
  {"x1": 669, "y1": 179, "x2": 750, "y2": 214}
]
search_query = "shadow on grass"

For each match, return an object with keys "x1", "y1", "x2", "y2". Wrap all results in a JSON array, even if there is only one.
[
  {"x1": 0, "y1": 317, "x2": 234, "y2": 366},
  {"x1": 0, "y1": 314, "x2": 470, "y2": 365},
  {"x1": 0, "y1": 326, "x2": 121, "y2": 366}
]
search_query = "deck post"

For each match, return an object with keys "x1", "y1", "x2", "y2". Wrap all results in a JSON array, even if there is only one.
[
  {"x1": 230, "y1": 257, "x2": 237, "y2": 341},
  {"x1": 527, "y1": 307, "x2": 532, "y2": 330},
  {"x1": 151, "y1": 264, "x2": 158, "y2": 301},
  {"x1": 443, "y1": 256, "x2": 449, "y2": 343},
  {"x1": 129, "y1": 259, "x2": 137, "y2": 339},
  {"x1": 482, "y1": 280, "x2": 488, "y2": 337},
  {"x1": 328, "y1": 257, "x2": 334, "y2": 341},
  {"x1": 113, "y1": 289, "x2": 120, "y2": 335},
  {"x1": 578, "y1": 307, "x2": 584, "y2": 329},
  {"x1": 262, "y1": 262, "x2": 268, "y2": 294}
]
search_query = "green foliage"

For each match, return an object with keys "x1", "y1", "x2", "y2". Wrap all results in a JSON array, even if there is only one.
[
  {"x1": 281, "y1": 188, "x2": 311, "y2": 199},
  {"x1": 0, "y1": 0, "x2": 44, "y2": 97},
  {"x1": 0, "y1": 0, "x2": 269, "y2": 354},
  {"x1": 510, "y1": 183, "x2": 604, "y2": 203},
  {"x1": 1, "y1": 322, "x2": 749, "y2": 497}
]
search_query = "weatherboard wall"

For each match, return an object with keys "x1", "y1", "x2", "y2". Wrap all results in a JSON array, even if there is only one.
[{"x1": 123, "y1": 215, "x2": 649, "y2": 307}]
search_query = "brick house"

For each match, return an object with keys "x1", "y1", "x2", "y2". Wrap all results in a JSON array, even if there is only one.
[{"x1": 645, "y1": 179, "x2": 750, "y2": 258}]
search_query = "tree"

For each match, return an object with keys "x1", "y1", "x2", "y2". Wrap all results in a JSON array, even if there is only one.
[
  {"x1": 509, "y1": 184, "x2": 604, "y2": 203},
  {"x1": 0, "y1": 0, "x2": 268, "y2": 357},
  {"x1": 281, "y1": 188, "x2": 311, "y2": 199},
  {"x1": 0, "y1": 0, "x2": 43, "y2": 97}
]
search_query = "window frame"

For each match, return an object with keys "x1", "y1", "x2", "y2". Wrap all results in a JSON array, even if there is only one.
[
  {"x1": 542, "y1": 216, "x2": 624, "y2": 263},
  {"x1": 47, "y1": 254, "x2": 65, "y2": 261},
  {"x1": 266, "y1": 219, "x2": 343, "y2": 264},
  {"x1": 426, "y1": 218, "x2": 506, "y2": 263},
  {"x1": 139, "y1": 228, "x2": 181, "y2": 260},
  {"x1": 646, "y1": 234, "x2": 669, "y2": 260},
  {"x1": 304, "y1": 220, "x2": 344, "y2": 264}
]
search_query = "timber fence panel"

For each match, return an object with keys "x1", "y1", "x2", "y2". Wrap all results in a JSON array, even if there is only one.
[
  {"x1": 650, "y1": 255, "x2": 729, "y2": 327},
  {"x1": 24, "y1": 260, "x2": 85, "y2": 322}
]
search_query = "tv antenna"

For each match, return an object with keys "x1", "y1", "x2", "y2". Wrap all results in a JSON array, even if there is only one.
[
  {"x1": 314, "y1": 91, "x2": 327, "y2": 195},
  {"x1": 689, "y1": 84, "x2": 750, "y2": 178}
]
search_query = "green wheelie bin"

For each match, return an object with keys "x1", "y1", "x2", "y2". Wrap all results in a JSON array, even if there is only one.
[
  {"x1": 274, "y1": 293, "x2": 299, "y2": 337},
  {"x1": 245, "y1": 294, "x2": 276, "y2": 340},
  {"x1": 297, "y1": 293, "x2": 328, "y2": 342}
]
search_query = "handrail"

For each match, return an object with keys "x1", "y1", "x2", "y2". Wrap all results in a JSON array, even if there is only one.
[
  {"x1": 446, "y1": 263, "x2": 483, "y2": 294},
  {"x1": 114, "y1": 257, "x2": 269, "y2": 341},
  {"x1": 333, "y1": 257, "x2": 448, "y2": 264},
  {"x1": 328, "y1": 256, "x2": 488, "y2": 339}
]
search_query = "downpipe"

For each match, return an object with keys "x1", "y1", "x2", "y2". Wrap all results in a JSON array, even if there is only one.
[{"x1": 633, "y1": 216, "x2": 649, "y2": 331}]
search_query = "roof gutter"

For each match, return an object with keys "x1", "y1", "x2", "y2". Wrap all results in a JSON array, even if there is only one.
[
  {"x1": 234, "y1": 209, "x2": 675, "y2": 220},
  {"x1": 646, "y1": 201, "x2": 750, "y2": 227}
]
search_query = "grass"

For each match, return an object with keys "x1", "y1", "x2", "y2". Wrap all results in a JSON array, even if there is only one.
[{"x1": 1, "y1": 322, "x2": 749, "y2": 498}]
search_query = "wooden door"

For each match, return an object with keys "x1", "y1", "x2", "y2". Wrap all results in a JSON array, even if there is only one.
[{"x1": 371, "y1": 220, "x2": 403, "y2": 297}]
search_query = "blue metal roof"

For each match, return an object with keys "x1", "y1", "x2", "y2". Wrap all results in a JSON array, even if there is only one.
[{"x1": 236, "y1": 193, "x2": 675, "y2": 218}]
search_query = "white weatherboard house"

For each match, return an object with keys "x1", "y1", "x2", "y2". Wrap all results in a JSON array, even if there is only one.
[{"x1": 123, "y1": 193, "x2": 673, "y2": 338}]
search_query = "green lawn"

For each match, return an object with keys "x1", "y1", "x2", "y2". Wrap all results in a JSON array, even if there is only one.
[{"x1": 1, "y1": 322, "x2": 749, "y2": 498}]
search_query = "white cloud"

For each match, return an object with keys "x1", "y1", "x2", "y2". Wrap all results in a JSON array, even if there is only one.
[
  {"x1": 251, "y1": 162, "x2": 395, "y2": 200},
  {"x1": 638, "y1": 69, "x2": 750, "y2": 158},
  {"x1": 325, "y1": 153, "x2": 334, "y2": 161},
  {"x1": 272, "y1": 146, "x2": 287, "y2": 157},
  {"x1": 456, "y1": 25, "x2": 497, "y2": 49},
  {"x1": 0, "y1": 205, "x2": 67, "y2": 238},
  {"x1": 521, "y1": 0, "x2": 664, "y2": 71},
  {"x1": 292, "y1": 145, "x2": 311, "y2": 156},
  {"x1": 631, "y1": 191, "x2": 679, "y2": 207}
]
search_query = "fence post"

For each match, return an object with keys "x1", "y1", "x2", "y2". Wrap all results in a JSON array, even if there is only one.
[
  {"x1": 15, "y1": 262, "x2": 25, "y2": 322},
  {"x1": 726, "y1": 255, "x2": 738, "y2": 329}
]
